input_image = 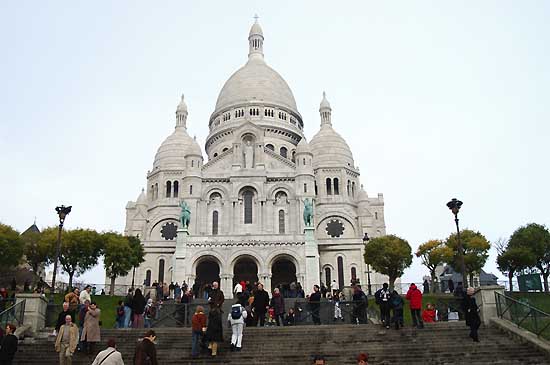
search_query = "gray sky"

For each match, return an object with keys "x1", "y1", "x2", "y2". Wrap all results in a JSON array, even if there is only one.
[{"x1": 1, "y1": 1, "x2": 549, "y2": 285}]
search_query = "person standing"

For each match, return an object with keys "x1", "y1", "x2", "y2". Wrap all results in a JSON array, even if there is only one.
[
  {"x1": 123, "y1": 288, "x2": 133, "y2": 328},
  {"x1": 252, "y1": 283, "x2": 269, "y2": 326},
  {"x1": 375, "y1": 283, "x2": 392, "y2": 328},
  {"x1": 308, "y1": 285, "x2": 322, "y2": 325},
  {"x1": 55, "y1": 316, "x2": 78, "y2": 365},
  {"x1": 143, "y1": 299, "x2": 156, "y2": 328},
  {"x1": 81, "y1": 301, "x2": 101, "y2": 355},
  {"x1": 228, "y1": 301, "x2": 248, "y2": 351},
  {"x1": 423, "y1": 279, "x2": 430, "y2": 294},
  {"x1": 191, "y1": 306, "x2": 207, "y2": 358},
  {"x1": 0, "y1": 324, "x2": 18, "y2": 365},
  {"x1": 55, "y1": 302, "x2": 75, "y2": 333},
  {"x1": 406, "y1": 283, "x2": 424, "y2": 329},
  {"x1": 80, "y1": 285, "x2": 92, "y2": 305},
  {"x1": 133, "y1": 330, "x2": 158, "y2": 365},
  {"x1": 390, "y1": 290, "x2": 404, "y2": 330},
  {"x1": 91, "y1": 338, "x2": 124, "y2": 365},
  {"x1": 64, "y1": 288, "x2": 80, "y2": 318},
  {"x1": 270, "y1": 288, "x2": 285, "y2": 326},
  {"x1": 115, "y1": 300, "x2": 125, "y2": 329},
  {"x1": 208, "y1": 281, "x2": 225, "y2": 310},
  {"x1": 131, "y1": 289, "x2": 147, "y2": 329},
  {"x1": 352, "y1": 285, "x2": 368, "y2": 324},
  {"x1": 205, "y1": 307, "x2": 223, "y2": 357},
  {"x1": 464, "y1": 287, "x2": 481, "y2": 342}
]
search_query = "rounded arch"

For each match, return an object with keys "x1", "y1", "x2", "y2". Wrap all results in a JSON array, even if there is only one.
[
  {"x1": 266, "y1": 250, "x2": 301, "y2": 273},
  {"x1": 194, "y1": 256, "x2": 221, "y2": 293},
  {"x1": 271, "y1": 257, "x2": 297, "y2": 295},
  {"x1": 228, "y1": 252, "x2": 263, "y2": 274},
  {"x1": 149, "y1": 217, "x2": 179, "y2": 240},
  {"x1": 233, "y1": 181, "x2": 263, "y2": 199},
  {"x1": 315, "y1": 212, "x2": 358, "y2": 237},
  {"x1": 267, "y1": 183, "x2": 295, "y2": 200},
  {"x1": 233, "y1": 255, "x2": 260, "y2": 287},
  {"x1": 201, "y1": 185, "x2": 230, "y2": 201},
  {"x1": 191, "y1": 252, "x2": 225, "y2": 274}
]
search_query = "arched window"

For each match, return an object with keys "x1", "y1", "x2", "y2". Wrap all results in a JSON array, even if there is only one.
[
  {"x1": 325, "y1": 268, "x2": 332, "y2": 288},
  {"x1": 173, "y1": 181, "x2": 179, "y2": 198},
  {"x1": 375, "y1": 212, "x2": 378, "y2": 220},
  {"x1": 280, "y1": 146, "x2": 288, "y2": 158},
  {"x1": 158, "y1": 259, "x2": 165, "y2": 284},
  {"x1": 278, "y1": 209, "x2": 285, "y2": 234},
  {"x1": 303, "y1": 158, "x2": 306, "y2": 165},
  {"x1": 334, "y1": 178, "x2": 340, "y2": 195},
  {"x1": 337, "y1": 257, "x2": 344, "y2": 289},
  {"x1": 243, "y1": 190, "x2": 254, "y2": 224},
  {"x1": 291, "y1": 151, "x2": 296, "y2": 163},
  {"x1": 212, "y1": 211, "x2": 219, "y2": 235},
  {"x1": 315, "y1": 182, "x2": 318, "y2": 195},
  {"x1": 189, "y1": 185, "x2": 193, "y2": 195},
  {"x1": 210, "y1": 192, "x2": 222, "y2": 201},
  {"x1": 352, "y1": 182, "x2": 356, "y2": 197},
  {"x1": 150, "y1": 185, "x2": 154, "y2": 201},
  {"x1": 347, "y1": 180, "x2": 351, "y2": 196},
  {"x1": 266, "y1": 144, "x2": 274, "y2": 151},
  {"x1": 326, "y1": 178, "x2": 332, "y2": 195},
  {"x1": 155, "y1": 183, "x2": 159, "y2": 200},
  {"x1": 303, "y1": 183, "x2": 307, "y2": 193},
  {"x1": 145, "y1": 270, "x2": 151, "y2": 286},
  {"x1": 351, "y1": 267, "x2": 357, "y2": 282},
  {"x1": 222, "y1": 147, "x2": 228, "y2": 152},
  {"x1": 166, "y1": 181, "x2": 172, "y2": 198},
  {"x1": 213, "y1": 153, "x2": 218, "y2": 158}
]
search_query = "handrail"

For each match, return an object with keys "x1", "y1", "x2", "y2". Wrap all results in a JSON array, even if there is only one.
[
  {"x1": 0, "y1": 299, "x2": 26, "y2": 328},
  {"x1": 495, "y1": 292, "x2": 550, "y2": 339}
]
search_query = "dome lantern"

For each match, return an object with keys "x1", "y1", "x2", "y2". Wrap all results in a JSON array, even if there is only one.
[
  {"x1": 176, "y1": 94, "x2": 188, "y2": 129},
  {"x1": 319, "y1": 91, "x2": 332, "y2": 126},
  {"x1": 248, "y1": 15, "x2": 264, "y2": 59}
]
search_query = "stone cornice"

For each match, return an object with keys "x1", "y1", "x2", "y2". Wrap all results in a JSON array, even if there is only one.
[{"x1": 186, "y1": 240, "x2": 305, "y2": 248}]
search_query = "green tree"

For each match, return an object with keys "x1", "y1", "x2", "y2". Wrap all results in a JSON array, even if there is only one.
[
  {"x1": 364, "y1": 234, "x2": 413, "y2": 290},
  {"x1": 103, "y1": 232, "x2": 135, "y2": 295},
  {"x1": 22, "y1": 230, "x2": 53, "y2": 274},
  {"x1": 444, "y1": 229, "x2": 491, "y2": 287},
  {"x1": 41, "y1": 228, "x2": 104, "y2": 289},
  {"x1": 127, "y1": 235, "x2": 145, "y2": 288},
  {"x1": 0, "y1": 223, "x2": 24, "y2": 272},
  {"x1": 509, "y1": 223, "x2": 550, "y2": 292},
  {"x1": 497, "y1": 244, "x2": 536, "y2": 291},
  {"x1": 416, "y1": 239, "x2": 450, "y2": 293}
]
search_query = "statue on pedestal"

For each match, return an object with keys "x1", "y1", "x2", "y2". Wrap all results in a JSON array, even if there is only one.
[
  {"x1": 303, "y1": 198, "x2": 314, "y2": 227},
  {"x1": 179, "y1": 200, "x2": 191, "y2": 229}
]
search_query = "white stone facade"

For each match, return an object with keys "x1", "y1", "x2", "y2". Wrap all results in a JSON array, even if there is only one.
[{"x1": 113, "y1": 20, "x2": 387, "y2": 298}]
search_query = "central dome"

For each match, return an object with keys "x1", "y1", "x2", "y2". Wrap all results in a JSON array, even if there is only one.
[{"x1": 214, "y1": 58, "x2": 298, "y2": 113}]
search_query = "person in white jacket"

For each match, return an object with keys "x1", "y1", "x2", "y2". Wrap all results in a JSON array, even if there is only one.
[
  {"x1": 91, "y1": 338, "x2": 124, "y2": 365},
  {"x1": 227, "y1": 302, "x2": 247, "y2": 351}
]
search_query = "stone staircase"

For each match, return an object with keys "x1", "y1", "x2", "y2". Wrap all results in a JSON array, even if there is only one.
[{"x1": 13, "y1": 322, "x2": 550, "y2": 364}]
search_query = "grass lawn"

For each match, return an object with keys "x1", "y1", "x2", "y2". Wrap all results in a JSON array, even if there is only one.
[
  {"x1": 508, "y1": 292, "x2": 550, "y2": 313},
  {"x1": 48, "y1": 293, "x2": 124, "y2": 329}
]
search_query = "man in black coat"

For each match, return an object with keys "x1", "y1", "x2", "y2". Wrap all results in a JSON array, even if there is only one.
[
  {"x1": 253, "y1": 283, "x2": 270, "y2": 326},
  {"x1": 55, "y1": 301, "x2": 75, "y2": 332},
  {"x1": 308, "y1": 285, "x2": 322, "y2": 325},
  {"x1": 0, "y1": 323, "x2": 18, "y2": 365}
]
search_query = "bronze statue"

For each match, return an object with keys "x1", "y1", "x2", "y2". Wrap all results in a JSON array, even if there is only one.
[
  {"x1": 303, "y1": 198, "x2": 313, "y2": 227},
  {"x1": 179, "y1": 200, "x2": 191, "y2": 229}
]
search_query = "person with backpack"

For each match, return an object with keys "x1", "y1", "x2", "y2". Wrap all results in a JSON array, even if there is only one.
[
  {"x1": 374, "y1": 283, "x2": 391, "y2": 328},
  {"x1": 406, "y1": 283, "x2": 424, "y2": 329},
  {"x1": 390, "y1": 290, "x2": 404, "y2": 330},
  {"x1": 144, "y1": 299, "x2": 156, "y2": 328},
  {"x1": 227, "y1": 301, "x2": 248, "y2": 351}
]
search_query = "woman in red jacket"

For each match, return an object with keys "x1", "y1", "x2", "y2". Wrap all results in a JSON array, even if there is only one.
[{"x1": 405, "y1": 284, "x2": 424, "y2": 328}]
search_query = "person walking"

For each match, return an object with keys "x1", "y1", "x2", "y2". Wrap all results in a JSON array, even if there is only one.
[
  {"x1": 131, "y1": 289, "x2": 147, "y2": 329},
  {"x1": 352, "y1": 285, "x2": 368, "y2": 324},
  {"x1": 55, "y1": 302, "x2": 75, "y2": 334},
  {"x1": 0, "y1": 324, "x2": 18, "y2": 365},
  {"x1": 375, "y1": 283, "x2": 391, "y2": 328},
  {"x1": 406, "y1": 283, "x2": 424, "y2": 329},
  {"x1": 333, "y1": 291, "x2": 344, "y2": 322},
  {"x1": 64, "y1": 288, "x2": 80, "y2": 318},
  {"x1": 228, "y1": 301, "x2": 248, "y2": 351},
  {"x1": 55, "y1": 316, "x2": 78, "y2": 365},
  {"x1": 390, "y1": 290, "x2": 404, "y2": 330},
  {"x1": 464, "y1": 287, "x2": 481, "y2": 342},
  {"x1": 123, "y1": 288, "x2": 133, "y2": 328},
  {"x1": 144, "y1": 299, "x2": 156, "y2": 328},
  {"x1": 91, "y1": 338, "x2": 124, "y2": 365},
  {"x1": 205, "y1": 307, "x2": 223, "y2": 357},
  {"x1": 308, "y1": 285, "x2": 322, "y2": 325},
  {"x1": 270, "y1": 288, "x2": 285, "y2": 326},
  {"x1": 253, "y1": 283, "x2": 270, "y2": 326},
  {"x1": 133, "y1": 330, "x2": 158, "y2": 365},
  {"x1": 191, "y1": 306, "x2": 207, "y2": 358},
  {"x1": 81, "y1": 301, "x2": 101, "y2": 355}
]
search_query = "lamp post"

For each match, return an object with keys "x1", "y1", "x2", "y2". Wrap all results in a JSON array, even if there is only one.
[
  {"x1": 51, "y1": 205, "x2": 72, "y2": 300},
  {"x1": 363, "y1": 232, "x2": 372, "y2": 296},
  {"x1": 446, "y1": 198, "x2": 468, "y2": 287}
]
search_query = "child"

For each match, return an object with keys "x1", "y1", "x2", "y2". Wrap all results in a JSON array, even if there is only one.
[
  {"x1": 266, "y1": 307, "x2": 276, "y2": 326},
  {"x1": 285, "y1": 307, "x2": 296, "y2": 326},
  {"x1": 422, "y1": 303, "x2": 437, "y2": 323},
  {"x1": 191, "y1": 305, "x2": 207, "y2": 357},
  {"x1": 115, "y1": 300, "x2": 125, "y2": 328}
]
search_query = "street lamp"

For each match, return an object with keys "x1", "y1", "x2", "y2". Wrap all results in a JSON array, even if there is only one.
[
  {"x1": 363, "y1": 232, "x2": 372, "y2": 296},
  {"x1": 446, "y1": 198, "x2": 468, "y2": 287},
  {"x1": 51, "y1": 205, "x2": 72, "y2": 300}
]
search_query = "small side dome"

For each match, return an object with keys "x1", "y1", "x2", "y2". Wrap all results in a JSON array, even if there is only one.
[
  {"x1": 186, "y1": 136, "x2": 203, "y2": 158},
  {"x1": 295, "y1": 137, "x2": 312, "y2": 155},
  {"x1": 153, "y1": 128, "x2": 195, "y2": 169},
  {"x1": 136, "y1": 188, "x2": 147, "y2": 205},
  {"x1": 357, "y1": 184, "x2": 368, "y2": 203},
  {"x1": 310, "y1": 125, "x2": 354, "y2": 169}
]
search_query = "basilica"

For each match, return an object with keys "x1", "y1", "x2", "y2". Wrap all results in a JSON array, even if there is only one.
[{"x1": 117, "y1": 20, "x2": 387, "y2": 298}]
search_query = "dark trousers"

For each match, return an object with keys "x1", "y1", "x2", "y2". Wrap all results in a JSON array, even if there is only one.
[
  {"x1": 392, "y1": 308, "x2": 404, "y2": 328},
  {"x1": 380, "y1": 304, "x2": 391, "y2": 326},
  {"x1": 255, "y1": 310, "x2": 266, "y2": 326},
  {"x1": 311, "y1": 306, "x2": 321, "y2": 324},
  {"x1": 410, "y1": 309, "x2": 423, "y2": 328},
  {"x1": 275, "y1": 313, "x2": 285, "y2": 326}
]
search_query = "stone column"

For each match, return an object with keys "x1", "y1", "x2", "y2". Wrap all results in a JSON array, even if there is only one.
[
  {"x1": 474, "y1": 285, "x2": 505, "y2": 326},
  {"x1": 304, "y1": 227, "x2": 320, "y2": 294},
  {"x1": 221, "y1": 274, "x2": 233, "y2": 299},
  {"x1": 174, "y1": 228, "x2": 189, "y2": 284},
  {"x1": 15, "y1": 293, "x2": 48, "y2": 333}
]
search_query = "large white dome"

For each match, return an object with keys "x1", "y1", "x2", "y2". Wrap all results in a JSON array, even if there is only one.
[
  {"x1": 214, "y1": 57, "x2": 298, "y2": 113},
  {"x1": 310, "y1": 124, "x2": 354, "y2": 169},
  {"x1": 153, "y1": 128, "x2": 197, "y2": 169}
]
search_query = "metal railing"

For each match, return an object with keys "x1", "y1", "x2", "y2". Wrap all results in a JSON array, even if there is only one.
[
  {"x1": 0, "y1": 300, "x2": 25, "y2": 329},
  {"x1": 495, "y1": 291, "x2": 550, "y2": 340}
]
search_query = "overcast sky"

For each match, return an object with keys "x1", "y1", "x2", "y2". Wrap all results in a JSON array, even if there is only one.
[{"x1": 1, "y1": 1, "x2": 549, "y2": 286}]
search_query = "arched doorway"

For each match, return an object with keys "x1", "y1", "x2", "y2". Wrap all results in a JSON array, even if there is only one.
[
  {"x1": 271, "y1": 258, "x2": 297, "y2": 297},
  {"x1": 195, "y1": 258, "x2": 220, "y2": 289},
  {"x1": 233, "y1": 257, "x2": 258, "y2": 287}
]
